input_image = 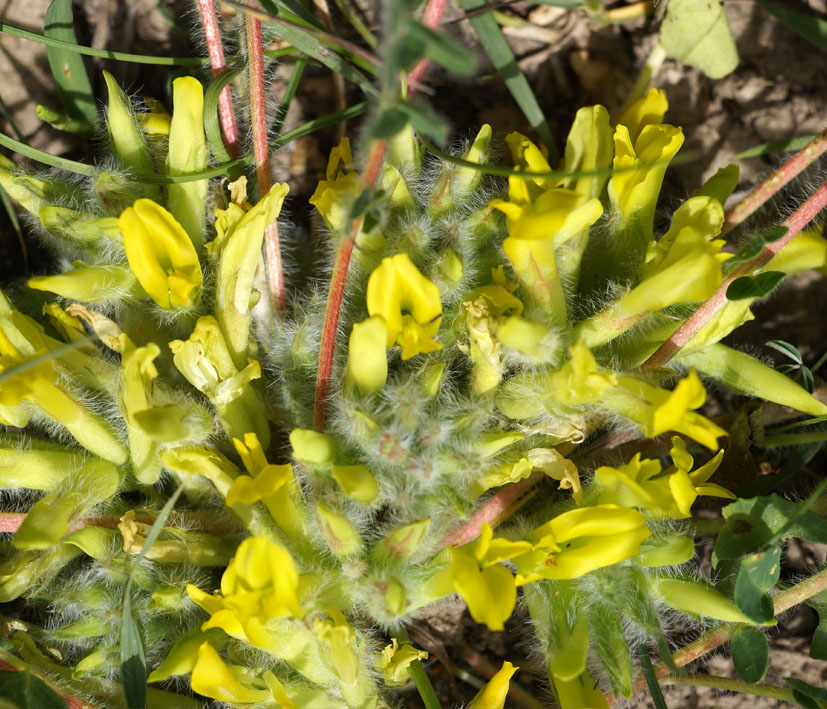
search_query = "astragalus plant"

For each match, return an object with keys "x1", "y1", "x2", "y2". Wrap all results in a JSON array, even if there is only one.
[{"x1": 1, "y1": 2, "x2": 827, "y2": 708}]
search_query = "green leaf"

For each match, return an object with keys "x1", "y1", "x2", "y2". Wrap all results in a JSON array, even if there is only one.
[
  {"x1": 728, "y1": 226, "x2": 788, "y2": 266},
  {"x1": 659, "y1": 0, "x2": 738, "y2": 79},
  {"x1": 726, "y1": 271, "x2": 786, "y2": 300},
  {"x1": 370, "y1": 107, "x2": 411, "y2": 139},
  {"x1": 766, "y1": 339, "x2": 803, "y2": 365},
  {"x1": 121, "y1": 484, "x2": 185, "y2": 709},
  {"x1": 261, "y1": 18, "x2": 378, "y2": 96},
  {"x1": 734, "y1": 545, "x2": 781, "y2": 623},
  {"x1": 44, "y1": 0, "x2": 96, "y2": 128},
  {"x1": 456, "y1": 0, "x2": 558, "y2": 162},
  {"x1": 404, "y1": 20, "x2": 476, "y2": 75},
  {"x1": 637, "y1": 643, "x2": 668, "y2": 709},
  {"x1": 756, "y1": 0, "x2": 827, "y2": 50},
  {"x1": 0, "y1": 20, "x2": 209, "y2": 65},
  {"x1": 391, "y1": 34, "x2": 427, "y2": 72},
  {"x1": 716, "y1": 495, "x2": 827, "y2": 560},
  {"x1": 787, "y1": 678, "x2": 827, "y2": 707},
  {"x1": 806, "y1": 594, "x2": 827, "y2": 660},
  {"x1": 731, "y1": 625, "x2": 770, "y2": 683},
  {"x1": 0, "y1": 670, "x2": 67, "y2": 709},
  {"x1": 203, "y1": 68, "x2": 242, "y2": 165},
  {"x1": 736, "y1": 135, "x2": 816, "y2": 159}
]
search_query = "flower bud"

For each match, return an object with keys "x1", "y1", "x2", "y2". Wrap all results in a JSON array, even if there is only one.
[
  {"x1": 316, "y1": 501, "x2": 362, "y2": 557},
  {"x1": 166, "y1": 76, "x2": 208, "y2": 249}
]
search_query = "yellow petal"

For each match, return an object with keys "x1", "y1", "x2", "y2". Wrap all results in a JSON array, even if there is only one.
[
  {"x1": 190, "y1": 642, "x2": 271, "y2": 704},
  {"x1": 347, "y1": 317, "x2": 388, "y2": 394},
  {"x1": 469, "y1": 661, "x2": 518, "y2": 709}
]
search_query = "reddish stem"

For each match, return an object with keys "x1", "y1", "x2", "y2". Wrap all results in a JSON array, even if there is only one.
[
  {"x1": 312, "y1": 0, "x2": 449, "y2": 431},
  {"x1": 440, "y1": 473, "x2": 542, "y2": 548},
  {"x1": 645, "y1": 178, "x2": 827, "y2": 369},
  {"x1": 246, "y1": 9, "x2": 286, "y2": 315},
  {"x1": 198, "y1": 0, "x2": 240, "y2": 158},
  {"x1": 406, "y1": 0, "x2": 449, "y2": 92},
  {"x1": 313, "y1": 141, "x2": 386, "y2": 431},
  {"x1": 722, "y1": 128, "x2": 827, "y2": 235}
]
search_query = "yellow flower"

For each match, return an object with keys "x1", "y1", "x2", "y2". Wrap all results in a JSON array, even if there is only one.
[
  {"x1": 450, "y1": 523, "x2": 532, "y2": 631},
  {"x1": 490, "y1": 188, "x2": 602, "y2": 316},
  {"x1": 513, "y1": 505, "x2": 650, "y2": 582},
  {"x1": 559, "y1": 104, "x2": 613, "y2": 202},
  {"x1": 119, "y1": 198, "x2": 202, "y2": 309},
  {"x1": 504, "y1": 131, "x2": 553, "y2": 204},
  {"x1": 610, "y1": 370, "x2": 727, "y2": 450},
  {"x1": 547, "y1": 341, "x2": 618, "y2": 408},
  {"x1": 190, "y1": 642, "x2": 271, "y2": 704},
  {"x1": 138, "y1": 96, "x2": 171, "y2": 136},
  {"x1": 609, "y1": 122, "x2": 684, "y2": 239},
  {"x1": 366, "y1": 253, "x2": 442, "y2": 359},
  {"x1": 594, "y1": 436, "x2": 733, "y2": 518},
  {"x1": 228, "y1": 433, "x2": 302, "y2": 538},
  {"x1": 376, "y1": 638, "x2": 428, "y2": 687},
  {"x1": 310, "y1": 137, "x2": 362, "y2": 234},
  {"x1": 170, "y1": 316, "x2": 269, "y2": 446},
  {"x1": 469, "y1": 661, "x2": 518, "y2": 709},
  {"x1": 187, "y1": 536, "x2": 303, "y2": 649},
  {"x1": 618, "y1": 88, "x2": 669, "y2": 144}
]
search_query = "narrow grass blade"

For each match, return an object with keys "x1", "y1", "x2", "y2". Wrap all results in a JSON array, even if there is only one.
[
  {"x1": 261, "y1": 20, "x2": 378, "y2": 94},
  {"x1": 638, "y1": 642, "x2": 669, "y2": 709},
  {"x1": 121, "y1": 484, "x2": 185, "y2": 709},
  {"x1": 457, "y1": 0, "x2": 558, "y2": 162},
  {"x1": 272, "y1": 56, "x2": 307, "y2": 137},
  {"x1": 736, "y1": 134, "x2": 817, "y2": 159},
  {"x1": 203, "y1": 67, "x2": 243, "y2": 164},
  {"x1": 756, "y1": 0, "x2": 827, "y2": 50},
  {"x1": 44, "y1": 0, "x2": 97, "y2": 128},
  {"x1": 0, "y1": 21, "x2": 209, "y2": 65}
]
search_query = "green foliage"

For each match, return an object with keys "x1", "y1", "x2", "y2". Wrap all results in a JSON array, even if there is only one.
[
  {"x1": 734, "y1": 546, "x2": 780, "y2": 623},
  {"x1": 756, "y1": 0, "x2": 827, "y2": 50},
  {"x1": 0, "y1": 671, "x2": 67, "y2": 709},
  {"x1": 731, "y1": 626, "x2": 770, "y2": 683},
  {"x1": 659, "y1": 0, "x2": 738, "y2": 79}
]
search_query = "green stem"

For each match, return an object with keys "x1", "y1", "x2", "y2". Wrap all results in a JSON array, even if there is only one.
[
  {"x1": 660, "y1": 674, "x2": 795, "y2": 702},
  {"x1": 397, "y1": 628, "x2": 442, "y2": 709}
]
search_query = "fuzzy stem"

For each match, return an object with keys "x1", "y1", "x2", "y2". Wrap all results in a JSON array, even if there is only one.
[
  {"x1": 246, "y1": 8, "x2": 286, "y2": 316},
  {"x1": 722, "y1": 128, "x2": 827, "y2": 235},
  {"x1": 440, "y1": 472, "x2": 542, "y2": 548},
  {"x1": 659, "y1": 674, "x2": 795, "y2": 702},
  {"x1": 615, "y1": 567, "x2": 827, "y2": 703},
  {"x1": 312, "y1": 0, "x2": 449, "y2": 431},
  {"x1": 644, "y1": 177, "x2": 827, "y2": 368},
  {"x1": 460, "y1": 646, "x2": 545, "y2": 709},
  {"x1": 197, "y1": 0, "x2": 240, "y2": 158},
  {"x1": 313, "y1": 144, "x2": 384, "y2": 431}
]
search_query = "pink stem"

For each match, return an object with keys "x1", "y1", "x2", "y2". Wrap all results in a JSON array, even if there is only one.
[
  {"x1": 406, "y1": 0, "x2": 448, "y2": 93},
  {"x1": 198, "y1": 0, "x2": 240, "y2": 158},
  {"x1": 722, "y1": 128, "x2": 827, "y2": 235},
  {"x1": 440, "y1": 473, "x2": 542, "y2": 548},
  {"x1": 246, "y1": 9, "x2": 285, "y2": 315},
  {"x1": 312, "y1": 0, "x2": 449, "y2": 431},
  {"x1": 645, "y1": 178, "x2": 827, "y2": 369},
  {"x1": 314, "y1": 143, "x2": 386, "y2": 430}
]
